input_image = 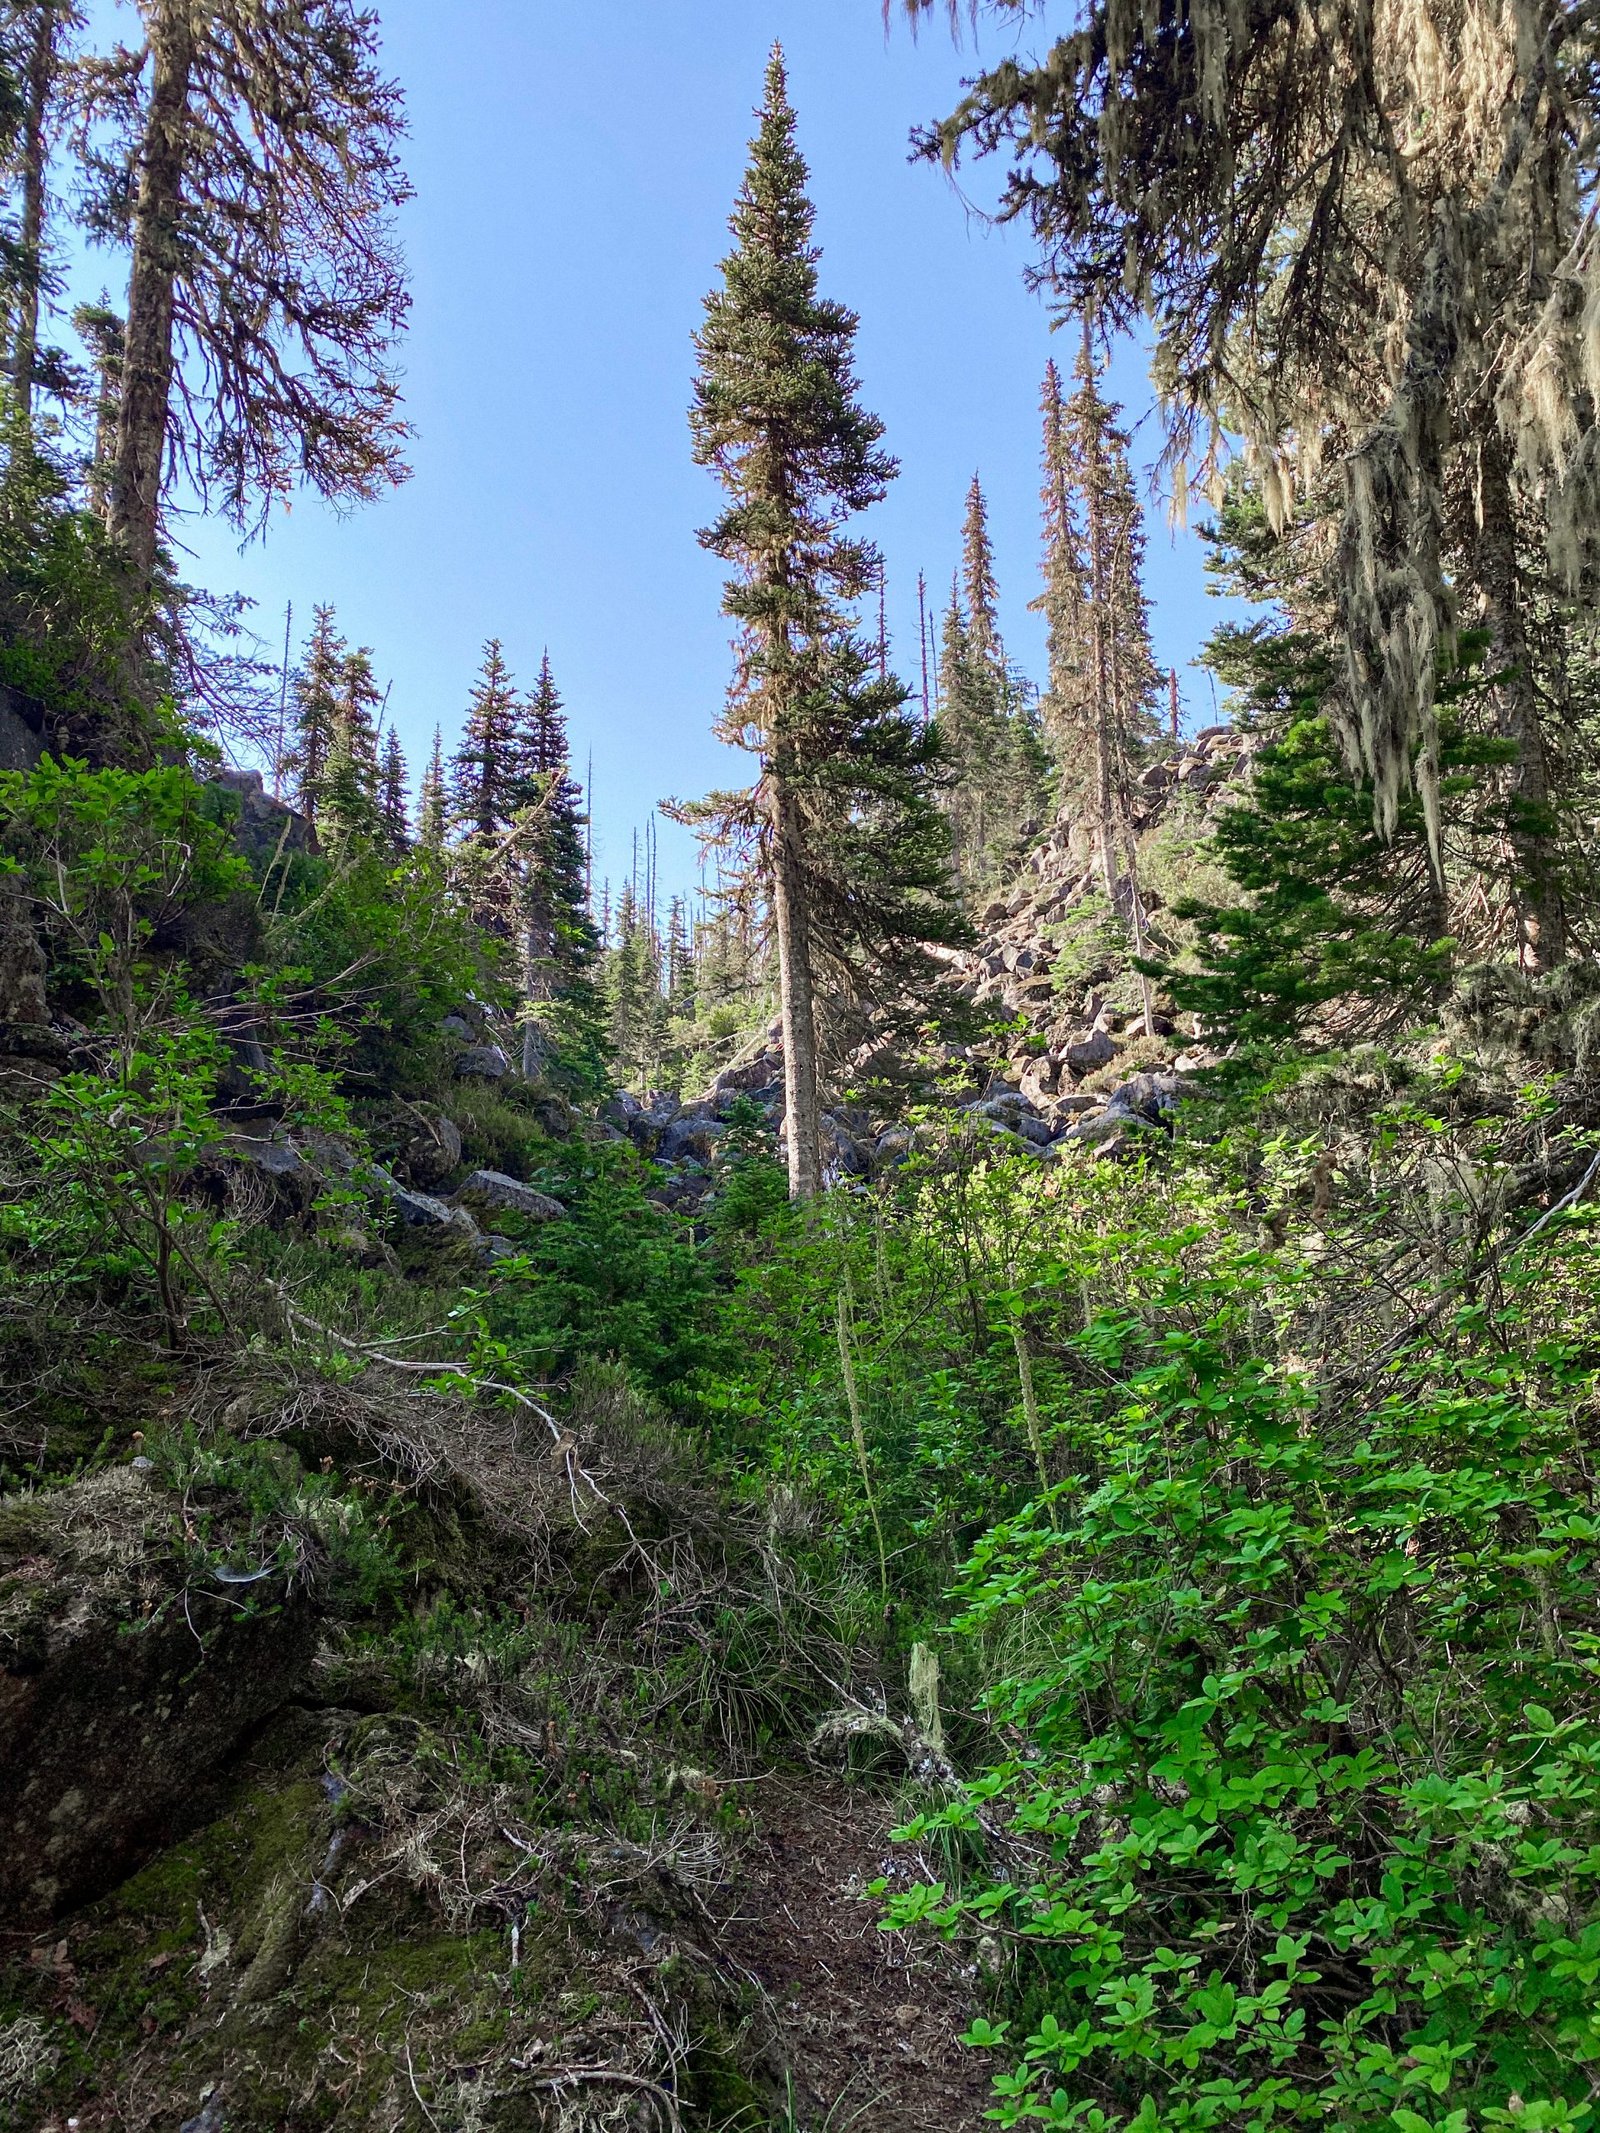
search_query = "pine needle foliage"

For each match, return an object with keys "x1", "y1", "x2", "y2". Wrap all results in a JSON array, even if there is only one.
[
  {"x1": 904, "y1": 0, "x2": 1600, "y2": 966},
  {"x1": 687, "y1": 43, "x2": 965, "y2": 1197}
]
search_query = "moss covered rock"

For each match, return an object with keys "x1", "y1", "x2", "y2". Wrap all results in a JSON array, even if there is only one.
[{"x1": 0, "y1": 1467, "x2": 319, "y2": 1925}]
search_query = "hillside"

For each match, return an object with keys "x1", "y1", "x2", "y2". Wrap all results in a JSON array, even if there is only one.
[{"x1": 7, "y1": 6, "x2": 1600, "y2": 2133}]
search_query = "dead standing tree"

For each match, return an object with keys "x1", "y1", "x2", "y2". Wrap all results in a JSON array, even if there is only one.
[{"x1": 81, "y1": 0, "x2": 411, "y2": 586}]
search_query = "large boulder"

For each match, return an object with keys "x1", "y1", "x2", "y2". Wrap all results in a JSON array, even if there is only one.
[
  {"x1": 401, "y1": 1109, "x2": 463, "y2": 1190},
  {"x1": 455, "y1": 1044, "x2": 510, "y2": 1083},
  {"x1": 0, "y1": 1467, "x2": 319, "y2": 1925},
  {"x1": 217, "y1": 1130, "x2": 310, "y2": 1184},
  {"x1": 391, "y1": 1188, "x2": 481, "y2": 1246},
  {"x1": 1103, "y1": 1070, "x2": 1198, "y2": 1126},
  {"x1": 211, "y1": 769, "x2": 315, "y2": 871},
  {"x1": 455, "y1": 1170, "x2": 567, "y2": 1222},
  {"x1": 707, "y1": 1048, "x2": 783, "y2": 1104},
  {"x1": 1055, "y1": 1028, "x2": 1117, "y2": 1077},
  {"x1": 658, "y1": 1114, "x2": 725, "y2": 1165}
]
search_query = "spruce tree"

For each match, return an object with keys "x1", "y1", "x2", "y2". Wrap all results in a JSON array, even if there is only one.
[
  {"x1": 940, "y1": 479, "x2": 1049, "y2": 899},
  {"x1": 287, "y1": 604, "x2": 346, "y2": 823},
  {"x1": 961, "y1": 471, "x2": 1001, "y2": 666},
  {"x1": 450, "y1": 640, "x2": 520, "y2": 841},
  {"x1": 510, "y1": 653, "x2": 601, "y2": 1075},
  {"x1": 688, "y1": 45, "x2": 964, "y2": 1197},
  {"x1": 602, "y1": 879, "x2": 665, "y2": 1092},
  {"x1": 378, "y1": 727, "x2": 410, "y2": 851},
  {"x1": 317, "y1": 648, "x2": 383, "y2": 849},
  {"x1": 417, "y1": 726, "x2": 447, "y2": 852},
  {"x1": 1036, "y1": 336, "x2": 1162, "y2": 1027}
]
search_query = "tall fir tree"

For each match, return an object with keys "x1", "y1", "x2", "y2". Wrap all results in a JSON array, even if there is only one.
[
  {"x1": 378, "y1": 727, "x2": 410, "y2": 851},
  {"x1": 961, "y1": 471, "x2": 1001, "y2": 665},
  {"x1": 287, "y1": 604, "x2": 346, "y2": 823},
  {"x1": 939, "y1": 480, "x2": 1050, "y2": 898},
  {"x1": 688, "y1": 45, "x2": 964, "y2": 1197},
  {"x1": 450, "y1": 639, "x2": 521, "y2": 841},
  {"x1": 602, "y1": 879, "x2": 666, "y2": 1093},
  {"x1": 417, "y1": 726, "x2": 447, "y2": 852},
  {"x1": 318, "y1": 646, "x2": 384, "y2": 848},
  {"x1": 510, "y1": 654, "x2": 602, "y2": 1076},
  {"x1": 1036, "y1": 336, "x2": 1162, "y2": 1025}
]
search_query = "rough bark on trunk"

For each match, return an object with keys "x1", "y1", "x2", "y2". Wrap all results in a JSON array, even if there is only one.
[
  {"x1": 11, "y1": 5, "x2": 59, "y2": 443},
  {"x1": 771, "y1": 773, "x2": 822, "y2": 1201},
  {"x1": 1475, "y1": 435, "x2": 1564, "y2": 969},
  {"x1": 109, "y1": 6, "x2": 197, "y2": 583}
]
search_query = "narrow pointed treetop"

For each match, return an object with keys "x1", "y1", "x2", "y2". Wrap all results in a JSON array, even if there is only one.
[
  {"x1": 692, "y1": 40, "x2": 897, "y2": 686},
  {"x1": 961, "y1": 472, "x2": 1001, "y2": 666},
  {"x1": 417, "y1": 726, "x2": 447, "y2": 851},
  {"x1": 687, "y1": 47, "x2": 963, "y2": 1194},
  {"x1": 379, "y1": 727, "x2": 410, "y2": 850},
  {"x1": 522, "y1": 652, "x2": 570, "y2": 781},
  {"x1": 451, "y1": 639, "x2": 521, "y2": 839}
]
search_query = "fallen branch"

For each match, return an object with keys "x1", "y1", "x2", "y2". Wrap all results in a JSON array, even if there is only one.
[
  {"x1": 516, "y1": 2062, "x2": 681, "y2": 2131},
  {"x1": 264, "y1": 1282, "x2": 619, "y2": 1526}
]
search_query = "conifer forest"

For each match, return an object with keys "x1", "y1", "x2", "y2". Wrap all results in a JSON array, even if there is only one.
[{"x1": 10, "y1": 1, "x2": 1600, "y2": 2127}]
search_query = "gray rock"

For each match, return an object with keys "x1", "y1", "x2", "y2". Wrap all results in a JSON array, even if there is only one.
[
  {"x1": 441, "y1": 1013, "x2": 475, "y2": 1040},
  {"x1": 304, "y1": 1133, "x2": 361, "y2": 1179},
  {"x1": 1047, "y1": 1092, "x2": 1105, "y2": 1119},
  {"x1": 1019, "y1": 1057, "x2": 1061, "y2": 1109},
  {"x1": 650, "y1": 1172, "x2": 712, "y2": 1214},
  {"x1": 709, "y1": 1050, "x2": 782, "y2": 1102},
  {"x1": 821, "y1": 1122, "x2": 870, "y2": 1179},
  {"x1": 0, "y1": 680, "x2": 45, "y2": 774},
  {"x1": 963, "y1": 1095, "x2": 1034, "y2": 1128},
  {"x1": 1057, "y1": 1110, "x2": 1124, "y2": 1148},
  {"x1": 658, "y1": 1115, "x2": 725, "y2": 1165},
  {"x1": 478, "y1": 1234, "x2": 526, "y2": 1267},
  {"x1": 1104, "y1": 1070, "x2": 1197, "y2": 1126},
  {"x1": 716, "y1": 1079, "x2": 783, "y2": 1119},
  {"x1": 875, "y1": 1126, "x2": 916, "y2": 1165},
  {"x1": 179, "y1": 2093, "x2": 227, "y2": 2133},
  {"x1": 392, "y1": 1188, "x2": 479, "y2": 1244},
  {"x1": 456, "y1": 1170, "x2": 567, "y2": 1221},
  {"x1": 403, "y1": 1111, "x2": 463, "y2": 1189},
  {"x1": 455, "y1": 1043, "x2": 510, "y2": 1082},
  {"x1": 221, "y1": 1132, "x2": 309, "y2": 1182},
  {"x1": 1055, "y1": 1028, "x2": 1117, "y2": 1075}
]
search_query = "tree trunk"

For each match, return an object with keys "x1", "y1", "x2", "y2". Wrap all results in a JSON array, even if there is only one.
[
  {"x1": 109, "y1": 5, "x2": 197, "y2": 583},
  {"x1": 771, "y1": 773, "x2": 822, "y2": 1201},
  {"x1": 1475, "y1": 435, "x2": 1564, "y2": 969},
  {"x1": 11, "y1": 4, "x2": 60, "y2": 444},
  {"x1": 1086, "y1": 513, "x2": 1120, "y2": 906}
]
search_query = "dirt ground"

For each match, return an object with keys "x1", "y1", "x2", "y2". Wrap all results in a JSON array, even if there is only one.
[{"x1": 717, "y1": 1776, "x2": 997, "y2": 2132}]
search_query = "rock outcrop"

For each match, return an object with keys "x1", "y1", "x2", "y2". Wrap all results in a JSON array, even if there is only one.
[{"x1": 0, "y1": 1467, "x2": 319, "y2": 1926}]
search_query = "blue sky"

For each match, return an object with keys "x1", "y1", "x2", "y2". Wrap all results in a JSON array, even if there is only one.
[{"x1": 75, "y1": 1, "x2": 1235, "y2": 908}]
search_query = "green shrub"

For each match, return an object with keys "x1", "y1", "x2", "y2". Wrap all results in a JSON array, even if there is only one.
[
  {"x1": 887, "y1": 1223, "x2": 1600, "y2": 2131},
  {"x1": 480, "y1": 1141, "x2": 719, "y2": 1393}
]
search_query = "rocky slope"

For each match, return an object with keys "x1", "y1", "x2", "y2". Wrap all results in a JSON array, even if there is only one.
[{"x1": 618, "y1": 723, "x2": 1249, "y2": 1194}]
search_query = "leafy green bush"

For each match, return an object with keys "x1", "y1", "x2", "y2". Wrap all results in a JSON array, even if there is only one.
[
  {"x1": 887, "y1": 1221, "x2": 1600, "y2": 2131},
  {"x1": 0, "y1": 754, "x2": 254, "y2": 1009},
  {"x1": 258, "y1": 843, "x2": 500, "y2": 1097}
]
